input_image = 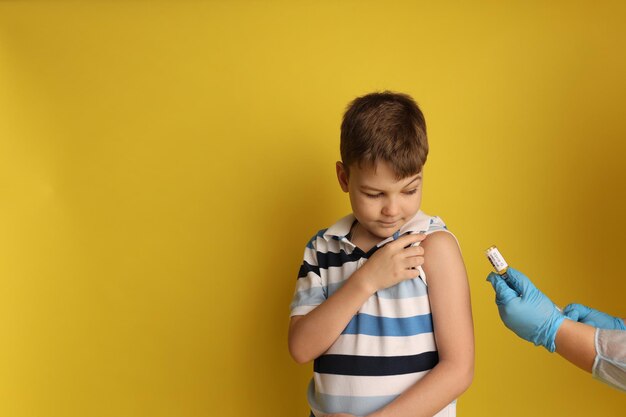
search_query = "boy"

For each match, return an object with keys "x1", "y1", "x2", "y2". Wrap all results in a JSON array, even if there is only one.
[{"x1": 289, "y1": 92, "x2": 474, "y2": 417}]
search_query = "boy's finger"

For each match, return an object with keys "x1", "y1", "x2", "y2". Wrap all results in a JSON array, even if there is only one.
[
  {"x1": 404, "y1": 255, "x2": 424, "y2": 268},
  {"x1": 401, "y1": 245, "x2": 424, "y2": 257},
  {"x1": 399, "y1": 232, "x2": 426, "y2": 240},
  {"x1": 403, "y1": 245, "x2": 424, "y2": 256},
  {"x1": 410, "y1": 232, "x2": 426, "y2": 240},
  {"x1": 396, "y1": 232, "x2": 426, "y2": 247}
]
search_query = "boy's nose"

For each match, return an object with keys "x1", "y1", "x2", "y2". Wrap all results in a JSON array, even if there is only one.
[{"x1": 381, "y1": 197, "x2": 400, "y2": 217}]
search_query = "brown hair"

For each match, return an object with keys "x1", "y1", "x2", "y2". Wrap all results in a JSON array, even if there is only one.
[{"x1": 340, "y1": 91, "x2": 428, "y2": 179}]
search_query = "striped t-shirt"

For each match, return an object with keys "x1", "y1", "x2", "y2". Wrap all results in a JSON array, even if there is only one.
[{"x1": 290, "y1": 210, "x2": 457, "y2": 417}]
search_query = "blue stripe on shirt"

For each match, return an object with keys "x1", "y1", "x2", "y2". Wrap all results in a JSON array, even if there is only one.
[
  {"x1": 342, "y1": 312, "x2": 434, "y2": 337},
  {"x1": 306, "y1": 229, "x2": 327, "y2": 249},
  {"x1": 308, "y1": 390, "x2": 399, "y2": 416}
]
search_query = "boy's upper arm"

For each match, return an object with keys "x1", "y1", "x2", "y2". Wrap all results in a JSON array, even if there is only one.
[
  {"x1": 421, "y1": 231, "x2": 474, "y2": 362},
  {"x1": 289, "y1": 315, "x2": 304, "y2": 333}
]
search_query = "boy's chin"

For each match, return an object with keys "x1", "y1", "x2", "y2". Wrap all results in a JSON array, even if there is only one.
[{"x1": 370, "y1": 226, "x2": 399, "y2": 240}]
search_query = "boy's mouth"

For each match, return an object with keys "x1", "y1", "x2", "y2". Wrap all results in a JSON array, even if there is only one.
[{"x1": 379, "y1": 220, "x2": 401, "y2": 227}]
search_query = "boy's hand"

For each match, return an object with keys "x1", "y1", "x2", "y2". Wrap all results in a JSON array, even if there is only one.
[{"x1": 358, "y1": 232, "x2": 425, "y2": 293}]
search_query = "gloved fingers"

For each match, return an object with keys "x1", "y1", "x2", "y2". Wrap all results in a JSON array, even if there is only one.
[
  {"x1": 563, "y1": 303, "x2": 591, "y2": 321},
  {"x1": 486, "y1": 272, "x2": 500, "y2": 288},
  {"x1": 564, "y1": 308, "x2": 580, "y2": 321},
  {"x1": 504, "y1": 267, "x2": 536, "y2": 296},
  {"x1": 487, "y1": 272, "x2": 520, "y2": 305}
]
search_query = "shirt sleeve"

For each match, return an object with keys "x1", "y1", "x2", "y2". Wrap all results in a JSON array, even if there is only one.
[
  {"x1": 289, "y1": 234, "x2": 326, "y2": 317},
  {"x1": 426, "y1": 215, "x2": 448, "y2": 233},
  {"x1": 592, "y1": 329, "x2": 626, "y2": 392}
]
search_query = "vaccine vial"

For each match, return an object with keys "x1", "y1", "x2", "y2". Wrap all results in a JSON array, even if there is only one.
[
  {"x1": 485, "y1": 245, "x2": 563, "y2": 313},
  {"x1": 485, "y1": 245, "x2": 510, "y2": 279}
]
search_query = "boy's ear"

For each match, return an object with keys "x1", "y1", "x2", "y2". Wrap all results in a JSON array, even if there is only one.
[{"x1": 336, "y1": 161, "x2": 349, "y2": 192}]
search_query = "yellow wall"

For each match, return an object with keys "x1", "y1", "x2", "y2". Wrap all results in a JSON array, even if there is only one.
[{"x1": 1, "y1": 1, "x2": 625, "y2": 416}]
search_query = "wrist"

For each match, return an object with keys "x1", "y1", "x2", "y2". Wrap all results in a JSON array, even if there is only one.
[
  {"x1": 554, "y1": 319, "x2": 597, "y2": 372},
  {"x1": 350, "y1": 266, "x2": 378, "y2": 296},
  {"x1": 545, "y1": 313, "x2": 568, "y2": 352}
]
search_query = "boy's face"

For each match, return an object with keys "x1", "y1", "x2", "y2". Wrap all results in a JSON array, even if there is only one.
[{"x1": 336, "y1": 160, "x2": 423, "y2": 241}]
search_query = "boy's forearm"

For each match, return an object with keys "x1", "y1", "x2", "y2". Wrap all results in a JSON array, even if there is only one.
[
  {"x1": 289, "y1": 269, "x2": 373, "y2": 364},
  {"x1": 368, "y1": 358, "x2": 473, "y2": 417}
]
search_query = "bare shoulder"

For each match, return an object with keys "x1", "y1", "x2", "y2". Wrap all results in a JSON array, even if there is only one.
[
  {"x1": 421, "y1": 231, "x2": 466, "y2": 283},
  {"x1": 421, "y1": 231, "x2": 461, "y2": 261}
]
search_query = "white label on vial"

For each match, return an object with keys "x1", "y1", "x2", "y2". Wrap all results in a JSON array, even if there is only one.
[{"x1": 486, "y1": 246, "x2": 508, "y2": 273}]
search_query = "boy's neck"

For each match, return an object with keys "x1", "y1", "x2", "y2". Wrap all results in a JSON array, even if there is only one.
[{"x1": 350, "y1": 221, "x2": 383, "y2": 253}]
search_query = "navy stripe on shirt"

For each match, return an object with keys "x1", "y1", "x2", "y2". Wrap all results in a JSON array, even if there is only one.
[
  {"x1": 316, "y1": 249, "x2": 364, "y2": 269},
  {"x1": 298, "y1": 261, "x2": 321, "y2": 279},
  {"x1": 297, "y1": 249, "x2": 366, "y2": 279},
  {"x1": 314, "y1": 351, "x2": 439, "y2": 376}
]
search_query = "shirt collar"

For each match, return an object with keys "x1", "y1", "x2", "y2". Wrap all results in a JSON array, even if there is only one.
[
  {"x1": 323, "y1": 210, "x2": 432, "y2": 242},
  {"x1": 323, "y1": 213, "x2": 356, "y2": 239}
]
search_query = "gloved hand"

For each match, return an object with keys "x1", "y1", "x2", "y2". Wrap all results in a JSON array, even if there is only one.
[
  {"x1": 487, "y1": 268, "x2": 566, "y2": 352},
  {"x1": 563, "y1": 303, "x2": 626, "y2": 330}
]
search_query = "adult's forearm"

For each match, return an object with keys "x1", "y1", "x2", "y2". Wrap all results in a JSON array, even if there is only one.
[
  {"x1": 554, "y1": 319, "x2": 596, "y2": 373},
  {"x1": 288, "y1": 270, "x2": 373, "y2": 364}
]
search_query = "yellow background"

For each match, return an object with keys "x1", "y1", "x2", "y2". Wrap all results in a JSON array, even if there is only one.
[{"x1": 1, "y1": 1, "x2": 625, "y2": 416}]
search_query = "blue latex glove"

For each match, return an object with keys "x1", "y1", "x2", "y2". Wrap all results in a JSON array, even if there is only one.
[
  {"x1": 563, "y1": 303, "x2": 626, "y2": 330},
  {"x1": 486, "y1": 268, "x2": 566, "y2": 352}
]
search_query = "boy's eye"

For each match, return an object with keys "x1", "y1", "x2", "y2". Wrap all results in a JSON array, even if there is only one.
[{"x1": 363, "y1": 189, "x2": 417, "y2": 198}]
